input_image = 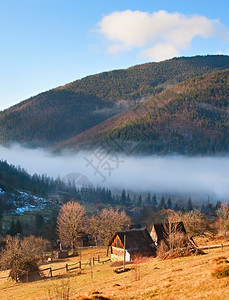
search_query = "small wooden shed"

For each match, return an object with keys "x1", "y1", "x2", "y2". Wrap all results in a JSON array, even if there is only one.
[
  {"x1": 150, "y1": 222, "x2": 187, "y2": 246},
  {"x1": 108, "y1": 228, "x2": 156, "y2": 262}
]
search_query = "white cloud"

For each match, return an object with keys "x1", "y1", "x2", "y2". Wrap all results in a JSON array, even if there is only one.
[
  {"x1": 141, "y1": 43, "x2": 180, "y2": 61},
  {"x1": 97, "y1": 10, "x2": 226, "y2": 61}
]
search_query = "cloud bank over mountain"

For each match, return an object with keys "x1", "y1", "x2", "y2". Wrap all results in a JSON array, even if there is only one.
[{"x1": 97, "y1": 10, "x2": 229, "y2": 61}]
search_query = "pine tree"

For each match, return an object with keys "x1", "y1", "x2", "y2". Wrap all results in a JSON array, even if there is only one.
[
  {"x1": 120, "y1": 189, "x2": 126, "y2": 206},
  {"x1": 146, "y1": 192, "x2": 151, "y2": 204},
  {"x1": 159, "y1": 196, "x2": 166, "y2": 210},
  {"x1": 167, "y1": 198, "x2": 172, "y2": 209},
  {"x1": 215, "y1": 201, "x2": 221, "y2": 211},
  {"x1": 174, "y1": 202, "x2": 180, "y2": 211},
  {"x1": 137, "y1": 195, "x2": 142, "y2": 207},
  {"x1": 126, "y1": 193, "x2": 131, "y2": 206},
  {"x1": 187, "y1": 197, "x2": 193, "y2": 211},
  {"x1": 9, "y1": 219, "x2": 16, "y2": 236},
  {"x1": 35, "y1": 214, "x2": 44, "y2": 230},
  {"x1": 152, "y1": 194, "x2": 157, "y2": 206},
  {"x1": 201, "y1": 203, "x2": 206, "y2": 213},
  {"x1": 16, "y1": 220, "x2": 22, "y2": 235}
]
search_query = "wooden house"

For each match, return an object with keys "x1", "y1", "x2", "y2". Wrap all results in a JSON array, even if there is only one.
[
  {"x1": 150, "y1": 222, "x2": 187, "y2": 246},
  {"x1": 108, "y1": 228, "x2": 156, "y2": 262}
]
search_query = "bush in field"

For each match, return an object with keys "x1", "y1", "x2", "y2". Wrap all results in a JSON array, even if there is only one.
[
  {"x1": 156, "y1": 222, "x2": 188, "y2": 259},
  {"x1": 156, "y1": 241, "x2": 169, "y2": 259},
  {"x1": 0, "y1": 236, "x2": 45, "y2": 282},
  {"x1": 212, "y1": 265, "x2": 229, "y2": 278}
]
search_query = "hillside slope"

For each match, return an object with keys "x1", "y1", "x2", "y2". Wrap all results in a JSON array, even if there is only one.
[
  {"x1": 0, "y1": 55, "x2": 229, "y2": 147},
  {"x1": 58, "y1": 69, "x2": 229, "y2": 155},
  {"x1": 1, "y1": 246, "x2": 229, "y2": 299}
]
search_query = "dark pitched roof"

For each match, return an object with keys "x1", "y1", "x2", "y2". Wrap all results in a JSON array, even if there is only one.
[
  {"x1": 151, "y1": 222, "x2": 187, "y2": 244},
  {"x1": 129, "y1": 224, "x2": 142, "y2": 230},
  {"x1": 108, "y1": 228, "x2": 155, "y2": 253}
]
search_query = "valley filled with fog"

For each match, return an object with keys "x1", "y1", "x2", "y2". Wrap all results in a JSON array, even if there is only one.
[{"x1": 1, "y1": 144, "x2": 229, "y2": 201}]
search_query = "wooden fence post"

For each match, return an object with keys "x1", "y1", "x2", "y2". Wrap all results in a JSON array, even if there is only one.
[
  {"x1": 91, "y1": 260, "x2": 93, "y2": 279},
  {"x1": 66, "y1": 263, "x2": 68, "y2": 272},
  {"x1": 50, "y1": 268, "x2": 52, "y2": 277},
  {"x1": 79, "y1": 261, "x2": 81, "y2": 269},
  {"x1": 98, "y1": 255, "x2": 100, "y2": 263}
]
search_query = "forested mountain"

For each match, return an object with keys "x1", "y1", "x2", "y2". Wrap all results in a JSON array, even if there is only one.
[
  {"x1": 0, "y1": 160, "x2": 116, "y2": 217},
  {"x1": 58, "y1": 69, "x2": 229, "y2": 155},
  {"x1": 0, "y1": 160, "x2": 60, "y2": 197},
  {"x1": 0, "y1": 55, "x2": 229, "y2": 148}
]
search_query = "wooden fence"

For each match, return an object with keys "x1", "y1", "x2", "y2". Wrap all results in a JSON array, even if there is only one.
[
  {"x1": 0, "y1": 254, "x2": 111, "y2": 282},
  {"x1": 38, "y1": 255, "x2": 111, "y2": 279}
]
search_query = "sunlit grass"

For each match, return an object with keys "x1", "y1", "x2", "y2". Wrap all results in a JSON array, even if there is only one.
[{"x1": 1, "y1": 245, "x2": 229, "y2": 299}]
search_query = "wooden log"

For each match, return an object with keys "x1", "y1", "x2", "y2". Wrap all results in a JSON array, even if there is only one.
[{"x1": 197, "y1": 243, "x2": 229, "y2": 250}]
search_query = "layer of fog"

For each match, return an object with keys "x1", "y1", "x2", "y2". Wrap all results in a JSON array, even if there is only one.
[{"x1": 1, "y1": 144, "x2": 229, "y2": 200}]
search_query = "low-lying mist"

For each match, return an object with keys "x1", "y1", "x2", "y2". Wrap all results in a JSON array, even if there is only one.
[{"x1": 1, "y1": 144, "x2": 229, "y2": 200}]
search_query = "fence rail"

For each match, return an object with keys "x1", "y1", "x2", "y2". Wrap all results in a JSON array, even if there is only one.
[
  {"x1": 37, "y1": 255, "x2": 110, "y2": 279},
  {"x1": 197, "y1": 243, "x2": 229, "y2": 250}
]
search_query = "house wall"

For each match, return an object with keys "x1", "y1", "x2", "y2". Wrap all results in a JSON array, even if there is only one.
[
  {"x1": 111, "y1": 247, "x2": 154, "y2": 261},
  {"x1": 111, "y1": 246, "x2": 131, "y2": 262},
  {"x1": 150, "y1": 227, "x2": 158, "y2": 245}
]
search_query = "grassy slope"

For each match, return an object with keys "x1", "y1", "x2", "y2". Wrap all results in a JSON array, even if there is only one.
[
  {"x1": 1, "y1": 55, "x2": 229, "y2": 147},
  {"x1": 1, "y1": 244, "x2": 229, "y2": 299},
  {"x1": 58, "y1": 69, "x2": 229, "y2": 154}
]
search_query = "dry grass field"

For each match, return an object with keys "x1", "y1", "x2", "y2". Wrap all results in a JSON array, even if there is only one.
[{"x1": 1, "y1": 242, "x2": 229, "y2": 300}]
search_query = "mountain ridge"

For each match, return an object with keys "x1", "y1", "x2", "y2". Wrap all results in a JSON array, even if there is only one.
[
  {"x1": 57, "y1": 68, "x2": 229, "y2": 155},
  {"x1": 0, "y1": 55, "x2": 229, "y2": 153}
]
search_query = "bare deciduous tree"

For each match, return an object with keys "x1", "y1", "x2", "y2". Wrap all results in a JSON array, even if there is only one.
[
  {"x1": 89, "y1": 208, "x2": 130, "y2": 245},
  {"x1": 182, "y1": 210, "x2": 213, "y2": 237},
  {"x1": 56, "y1": 201, "x2": 86, "y2": 255},
  {"x1": 156, "y1": 212, "x2": 188, "y2": 259},
  {"x1": 216, "y1": 203, "x2": 229, "y2": 237}
]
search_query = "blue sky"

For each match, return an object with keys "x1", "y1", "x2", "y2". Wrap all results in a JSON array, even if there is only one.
[{"x1": 0, "y1": 0, "x2": 229, "y2": 111}]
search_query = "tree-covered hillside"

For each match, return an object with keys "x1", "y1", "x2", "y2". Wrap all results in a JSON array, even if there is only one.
[
  {"x1": 0, "y1": 55, "x2": 229, "y2": 147},
  {"x1": 59, "y1": 68, "x2": 229, "y2": 155}
]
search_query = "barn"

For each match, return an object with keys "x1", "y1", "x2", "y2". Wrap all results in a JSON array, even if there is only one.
[
  {"x1": 150, "y1": 221, "x2": 188, "y2": 246},
  {"x1": 108, "y1": 228, "x2": 156, "y2": 262}
]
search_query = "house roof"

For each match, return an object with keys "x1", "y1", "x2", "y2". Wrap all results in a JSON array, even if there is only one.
[
  {"x1": 108, "y1": 228, "x2": 155, "y2": 253},
  {"x1": 151, "y1": 222, "x2": 187, "y2": 243}
]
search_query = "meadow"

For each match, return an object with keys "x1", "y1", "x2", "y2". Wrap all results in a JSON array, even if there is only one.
[{"x1": 0, "y1": 239, "x2": 229, "y2": 300}]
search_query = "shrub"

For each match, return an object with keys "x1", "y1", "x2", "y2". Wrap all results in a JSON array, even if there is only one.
[
  {"x1": 212, "y1": 256, "x2": 228, "y2": 265},
  {"x1": 212, "y1": 265, "x2": 229, "y2": 278},
  {"x1": 0, "y1": 236, "x2": 45, "y2": 282},
  {"x1": 156, "y1": 241, "x2": 169, "y2": 259}
]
